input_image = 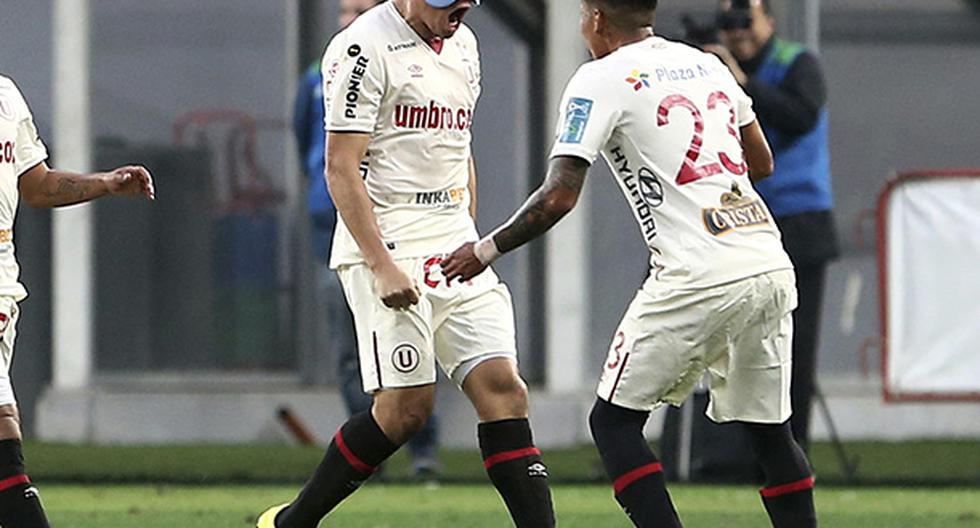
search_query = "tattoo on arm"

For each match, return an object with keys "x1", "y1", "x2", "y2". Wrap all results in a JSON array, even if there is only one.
[
  {"x1": 493, "y1": 156, "x2": 589, "y2": 254},
  {"x1": 40, "y1": 172, "x2": 106, "y2": 206}
]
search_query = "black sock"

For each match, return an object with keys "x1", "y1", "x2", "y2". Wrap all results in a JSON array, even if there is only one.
[
  {"x1": 277, "y1": 412, "x2": 399, "y2": 528},
  {"x1": 478, "y1": 418, "x2": 555, "y2": 528},
  {"x1": 589, "y1": 398, "x2": 682, "y2": 528},
  {"x1": 0, "y1": 439, "x2": 51, "y2": 528},
  {"x1": 742, "y1": 422, "x2": 817, "y2": 527}
]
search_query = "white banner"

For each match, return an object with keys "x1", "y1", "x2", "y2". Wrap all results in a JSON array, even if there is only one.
[{"x1": 883, "y1": 173, "x2": 980, "y2": 399}]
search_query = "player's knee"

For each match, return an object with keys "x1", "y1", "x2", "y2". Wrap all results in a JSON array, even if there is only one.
[
  {"x1": 373, "y1": 392, "x2": 435, "y2": 444},
  {"x1": 589, "y1": 398, "x2": 647, "y2": 445},
  {"x1": 486, "y1": 374, "x2": 528, "y2": 415},
  {"x1": 0, "y1": 405, "x2": 22, "y2": 441}
]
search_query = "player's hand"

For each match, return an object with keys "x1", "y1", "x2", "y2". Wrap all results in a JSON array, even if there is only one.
[
  {"x1": 374, "y1": 261, "x2": 420, "y2": 310},
  {"x1": 105, "y1": 165, "x2": 156, "y2": 200},
  {"x1": 442, "y1": 242, "x2": 488, "y2": 283},
  {"x1": 703, "y1": 44, "x2": 748, "y2": 85}
]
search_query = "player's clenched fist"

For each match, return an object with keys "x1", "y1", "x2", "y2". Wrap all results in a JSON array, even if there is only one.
[
  {"x1": 373, "y1": 261, "x2": 420, "y2": 310},
  {"x1": 105, "y1": 165, "x2": 156, "y2": 200}
]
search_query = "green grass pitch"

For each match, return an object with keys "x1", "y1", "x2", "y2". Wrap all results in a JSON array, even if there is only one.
[{"x1": 42, "y1": 483, "x2": 980, "y2": 527}]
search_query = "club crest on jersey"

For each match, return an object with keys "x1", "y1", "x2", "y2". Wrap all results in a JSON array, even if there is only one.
[
  {"x1": 625, "y1": 70, "x2": 651, "y2": 91},
  {"x1": 0, "y1": 95, "x2": 13, "y2": 121},
  {"x1": 702, "y1": 183, "x2": 771, "y2": 236},
  {"x1": 391, "y1": 343, "x2": 421, "y2": 374},
  {"x1": 559, "y1": 97, "x2": 593, "y2": 144}
]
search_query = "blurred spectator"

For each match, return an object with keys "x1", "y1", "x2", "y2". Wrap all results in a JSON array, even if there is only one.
[
  {"x1": 707, "y1": 0, "x2": 839, "y2": 452},
  {"x1": 292, "y1": 0, "x2": 440, "y2": 475}
]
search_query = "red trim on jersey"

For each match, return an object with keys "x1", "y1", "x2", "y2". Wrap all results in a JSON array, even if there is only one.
[
  {"x1": 483, "y1": 447, "x2": 541, "y2": 469},
  {"x1": 0, "y1": 474, "x2": 30, "y2": 492},
  {"x1": 760, "y1": 476, "x2": 815, "y2": 498},
  {"x1": 428, "y1": 37, "x2": 444, "y2": 54},
  {"x1": 613, "y1": 462, "x2": 663, "y2": 494},
  {"x1": 334, "y1": 431, "x2": 375, "y2": 474}
]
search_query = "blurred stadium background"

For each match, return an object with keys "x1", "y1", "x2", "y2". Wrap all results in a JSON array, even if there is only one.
[{"x1": 1, "y1": 0, "x2": 979, "y2": 516}]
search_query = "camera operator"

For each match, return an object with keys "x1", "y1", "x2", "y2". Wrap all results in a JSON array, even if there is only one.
[{"x1": 704, "y1": 0, "x2": 839, "y2": 454}]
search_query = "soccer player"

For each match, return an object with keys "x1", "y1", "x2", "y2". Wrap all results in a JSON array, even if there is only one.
[
  {"x1": 442, "y1": 0, "x2": 818, "y2": 526},
  {"x1": 257, "y1": 1, "x2": 556, "y2": 527},
  {"x1": 0, "y1": 74, "x2": 155, "y2": 527},
  {"x1": 293, "y1": 0, "x2": 441, "y2": 476}
]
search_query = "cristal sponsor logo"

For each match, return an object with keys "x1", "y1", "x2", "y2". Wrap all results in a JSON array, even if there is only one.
[
  {"x1": 391, "y1": 343, "x2": 421, "y2": 374},
  {"x1": 415, "y1": 187, "x2": 466, "y2": 207},
  {"x1": 0, "y1": 141, "x2": 14, "y2": 165},
  {"x1": 702, "y1": 186, "x2": 770, "y2": 236},
  {"x1": 344, "y1": 46, "x2": 371, "y2": 120},
  {"x1": 527, "y1": 462, "x2": 549, "y2": 478},
  {"x1": 611, "y1": 146, "x2": 661, "y2": 242},
  {"x1": 394, "y1": 101, "x2": 473, "y2": 131}
]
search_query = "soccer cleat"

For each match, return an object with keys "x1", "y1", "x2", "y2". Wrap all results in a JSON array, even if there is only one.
[{"x1": 255, "y1": 503, "x2": 288, "y2": 528}]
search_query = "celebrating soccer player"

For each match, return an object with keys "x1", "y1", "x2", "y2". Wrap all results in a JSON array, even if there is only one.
[
  {"x1": 0, "y1": 74, "x2": 155, "y2": 528},
  {"x1": 257, "y1": 1, "x2": 556, "y2": 527},
  {"x1": 442, "y1": 0, "x2": 819, "y2": 526}
]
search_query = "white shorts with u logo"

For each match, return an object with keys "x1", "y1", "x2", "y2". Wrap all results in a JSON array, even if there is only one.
[
  {"x1": 0, "y1": 296, "x2": 21, "y2": 407},
  {"x1": 338, "y1": 255, "x2": 518, "y2": 393},
  {"x1": 597, "y1": 269, "x2": 798, "y2": 424}
]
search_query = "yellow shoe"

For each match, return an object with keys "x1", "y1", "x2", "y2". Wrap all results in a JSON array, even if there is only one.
[{"x1": 256, "y1": 503, "x2": 289, "y2": 528}]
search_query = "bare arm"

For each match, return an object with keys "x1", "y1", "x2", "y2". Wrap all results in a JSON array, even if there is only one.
[
  {"x1": 741, "y1": 120, "x2": 774, "y2": 182},
  {"x1": 326, "y1": 131, "x2": 419, "y2": 309},
  {"x1": 442, "y1": 156, "x2": 590, "y2": 282},
  {"x1": 468, "y1": 156, "x2": 477, "y2": 220},
  {"x1": 19, "y1": 162, "x2": 155, "y2": 208}
]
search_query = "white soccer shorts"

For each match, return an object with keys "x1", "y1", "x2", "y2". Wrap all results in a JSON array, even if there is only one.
[
  {"x1": 0, "y1": 296, "x2": 21, "y2": 407},
  {"x1": 338, "y1": 255, "x2": 518, "y2": 393},
  {"x1": 597, "y1": 269, "x2": 798, "y2": 424}
]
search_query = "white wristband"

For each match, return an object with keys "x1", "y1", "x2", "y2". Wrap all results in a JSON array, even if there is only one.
[{"x1": 473, "y1": 236, "x2": 502, "y2": 265}]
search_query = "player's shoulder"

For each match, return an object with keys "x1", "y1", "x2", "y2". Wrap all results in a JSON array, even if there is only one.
[
  {"x1": 0, "y1": 74, "x2": 16, "y2": 90},
  {"x1": 341, "y1": 2, "x2": 395, "y2": 47}
]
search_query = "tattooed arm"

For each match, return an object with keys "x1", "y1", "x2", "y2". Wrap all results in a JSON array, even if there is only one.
[
  {"x1": 18, "y1": 162, "x2": 155, "y2": 208},
  {"x1": 442, "y1": 156, "x2": 590, "y2": 282}
]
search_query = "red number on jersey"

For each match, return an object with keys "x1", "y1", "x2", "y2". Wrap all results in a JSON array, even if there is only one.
[
  {"x1": 656, "y1": 91, "x2": 748, "y2": 185},
  {"x1": 656, "y1": 94, "x2": 722, "y2": 185}
]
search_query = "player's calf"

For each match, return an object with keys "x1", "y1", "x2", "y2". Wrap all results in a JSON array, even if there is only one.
[
  {"x1": 742, "y1": 421, "x2": 817, "y2": 528},
  {"x1": 589, "y1": 398, "x2": 682, "y2": 528},
  {"x1": 0, "y1": 409, "x2": 51, "y2": 528}
]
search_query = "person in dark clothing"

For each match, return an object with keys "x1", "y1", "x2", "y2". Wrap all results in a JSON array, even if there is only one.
[{"x1": 707, "y1": 0, "x2": 840, "y2": 453}]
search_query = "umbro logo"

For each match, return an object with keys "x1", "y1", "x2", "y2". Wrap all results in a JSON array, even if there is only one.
[{"x1": 527, "y1": 462, "x2": 548, "y2": 478}]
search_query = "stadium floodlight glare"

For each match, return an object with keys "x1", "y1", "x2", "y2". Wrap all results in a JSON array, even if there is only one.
[{"x1": 426, "y1": 0, "x2": 481, "y2": 8}]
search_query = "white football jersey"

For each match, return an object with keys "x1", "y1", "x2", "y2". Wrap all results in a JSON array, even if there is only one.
[
  {"x1": 550, "y1": 36, "x2": 792, "y2": 290},
  {"x1": 322, "y1": 1, "x2": 482, "y2": 268},
  {"x1": 0, "y1": 76, "x2": 48, "y2": 301}
]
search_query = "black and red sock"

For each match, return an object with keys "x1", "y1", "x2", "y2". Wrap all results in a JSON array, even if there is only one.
[
  {"x1": 0, "y1": 439, "x2": 51, "y2": 528},
  {"x1": 478, "y1": 418, "x2": 555, "y2": 528},
  {"x1": 589, "y1": 398, "x2": 682, "y2": 528},
  {"x1": 743, "y1": 421, "x2": 817, "y2": 527},
  {"x1": 277, "y1": 411, "x2": 399, "y2": 528},
  {"x1": 761, "y1": 476, "x2": 817, "y2": 527}
]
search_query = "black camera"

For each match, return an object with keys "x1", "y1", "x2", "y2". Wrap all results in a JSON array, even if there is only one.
[{"x1": 681, "y1": 0, "x2": 754, "y2": 47}]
